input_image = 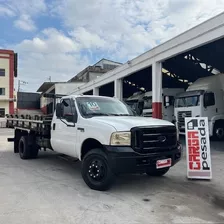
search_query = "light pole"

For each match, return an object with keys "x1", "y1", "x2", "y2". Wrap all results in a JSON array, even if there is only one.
[{"x1": 18, "y1": 80, "x2": 28, "y2": 92}]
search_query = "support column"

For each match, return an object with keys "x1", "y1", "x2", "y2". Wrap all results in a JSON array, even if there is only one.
[
  {"x1": 114, "y1": 79, "x2": 123, "y2": 100},
  {"x1": 9, "y1": 53, "x2": 14, "y2": 114},
  {"x1": 93, "y1": 87, "x2": 99, "y2": 95},
  {"x1": 152, "y1": 62, "x2": 162, "y2": 119}
]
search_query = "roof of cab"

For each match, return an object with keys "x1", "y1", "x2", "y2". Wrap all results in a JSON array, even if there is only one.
[{"x1": 67, "y1": 95, "x2": 117, "y2": 99}]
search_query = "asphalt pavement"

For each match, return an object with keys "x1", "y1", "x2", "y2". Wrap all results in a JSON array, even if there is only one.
[{"x1": 0, "y1": 129, "x2": 224, "y2": 224}]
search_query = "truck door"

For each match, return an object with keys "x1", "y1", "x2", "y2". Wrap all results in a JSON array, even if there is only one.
[
  {"x1": 202, "y1": 92, "x2": 216, "y2": 119},
  {"x1": 51, "y1": 98, "x2": 78, "y2": 158}
]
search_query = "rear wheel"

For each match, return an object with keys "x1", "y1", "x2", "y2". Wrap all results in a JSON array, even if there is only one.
[
  {"x1": 213, "y1": 122, "x2": 224, "y2": 141},
  {"x1": 19, "y1": 135, "x2": 39, "y2": 159},
  {"x1": 146, "y1": 167, "x2": 169, "y2": 176},
  {"x1": 19, "y1": 136, "x2": 30, "y2": 159},
  {"x1": 81, "y1": 149, "x2": 115, "y2": 191}
]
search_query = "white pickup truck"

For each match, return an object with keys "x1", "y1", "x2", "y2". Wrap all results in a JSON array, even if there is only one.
[{"x1": 7, "y1": 95, "x2": 182, "y2": 191}]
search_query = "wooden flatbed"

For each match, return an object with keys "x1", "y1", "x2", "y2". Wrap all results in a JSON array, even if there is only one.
[{"x1": 6, "y1": 115, "x2": 53, "y2": 153}]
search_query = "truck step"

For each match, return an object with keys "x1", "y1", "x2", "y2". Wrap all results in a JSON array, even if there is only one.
[{"x1": 57, "y1": 154, "x2": 79, "y2": 162}]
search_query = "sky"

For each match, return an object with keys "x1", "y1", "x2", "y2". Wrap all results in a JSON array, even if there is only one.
[{"x1": 0, "y1": 0, "x2": 224, "y2": 92}]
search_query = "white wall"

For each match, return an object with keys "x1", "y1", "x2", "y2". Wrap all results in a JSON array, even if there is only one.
[
  {"x1": 0, "y1": 56, "x2": 10, "y2": 115},
  {"x1": 89, "y1": 72, "x2": 104, "y2": 81},
  {"x1": 40, "y1": 82, "x2": 86, "y2": 113},
  {"x1": 55, "y1": 82, "x2": 86, "y2": 95}
]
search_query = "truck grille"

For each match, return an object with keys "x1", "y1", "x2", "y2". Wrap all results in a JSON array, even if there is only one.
[
  {"x1": 131, "y1": 126, "x2": 177, "y2": 154},
  {"x1": 177, "y1": 111, "x2": 192, "y2": 132}
]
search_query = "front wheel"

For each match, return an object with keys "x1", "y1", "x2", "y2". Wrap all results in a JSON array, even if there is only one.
[
  {"x1": 146, "y1": 167, "x2": 170, "y2": 176},
  {"x1": 81, "y1": 149, "x2": 115, "y2": 191},
  {"x1": 213, "y1": 122, "x2": 224, "y2": 141}
]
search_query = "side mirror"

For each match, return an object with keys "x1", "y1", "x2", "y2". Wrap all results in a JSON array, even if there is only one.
[
  {"x1": 203, "y1": 97, "x2": 207, "y2": 108},
  {"x1": 56, "y1": 103, "x2": 62, "y2": 118},
  {"x1": 73, "y1": 110, "x2": 78, "y2": 123},
  {"x1": 164, "y1": 96, "x2": 170, "y2": 107},
  {"x1": 138, "y1": 101, "x2": 144, "y2": 115}
]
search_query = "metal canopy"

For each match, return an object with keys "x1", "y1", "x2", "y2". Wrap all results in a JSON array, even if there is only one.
[
  {"x1": 164, "y1": 37, "x2": 224, "y2": 84},
  {"x1": 163, "y1": 56, "x2": 213, "y2": 83},
  {"x1": 186, "y1": 38, "x2": 224, "y2": 73}
]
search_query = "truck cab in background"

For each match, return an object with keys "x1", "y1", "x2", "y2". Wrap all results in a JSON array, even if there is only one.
[
  {"x1": 142, "y1": 88, "x2": 184, "y2": 122},
  {"x1": 125, "y1": 91, "x2": 145, "y2": 115},
  {"x1": 174, "y1": 73, "x2": 224, "y2": 140}
]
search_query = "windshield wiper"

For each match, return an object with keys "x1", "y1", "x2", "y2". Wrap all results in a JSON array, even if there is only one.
[
  {"x1": 86, "y1": 113, "x2": 110, "y2": 117},
  {"x1": 109, "y1": 114, "x2": 135, "y2": 116},
  {"x1": 86, "y1": 113, "x2": 135, "y2": 117}
]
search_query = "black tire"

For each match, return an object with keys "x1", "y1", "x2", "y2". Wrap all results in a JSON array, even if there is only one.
[
  {"x1": 213, "y1": 122, "x2": 224, "y2": 141},
  {"x1": 19, "y1": 136, "x2": 31, "y2": 159},
  {"x1": 18, "y1": 135, "x2": 39, "y2": 160},
  {"x1": 146, "y1": 167, "x2": 169, "y2": 176},
  {"x1": 81, "y1": 149, "x2": 115, "y2": 191}
]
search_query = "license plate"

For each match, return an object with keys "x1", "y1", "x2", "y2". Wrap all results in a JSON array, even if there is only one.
[{"x1": 156, "y1": 158, "x2": 172, "y2": 169}]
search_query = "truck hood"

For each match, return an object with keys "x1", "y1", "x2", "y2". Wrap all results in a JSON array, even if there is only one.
[{"x1": 91, "y1": 116, "x2": 174, "y2": 131}]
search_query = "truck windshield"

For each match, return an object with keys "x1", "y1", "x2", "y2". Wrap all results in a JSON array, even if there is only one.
[
  {"x1": 175, "y1": 95, "x2": 200, "y2": 107},
  {"x1": 76, "y1": 97, "x2": 135, "y2": 117},
  {"x1": 143, "y1": 96, "x2": 152, "y2": 109}
]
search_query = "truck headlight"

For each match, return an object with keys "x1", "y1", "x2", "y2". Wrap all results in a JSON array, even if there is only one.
[{"x1": 110, "y1": 132, "x2": 131, "y2": 146}]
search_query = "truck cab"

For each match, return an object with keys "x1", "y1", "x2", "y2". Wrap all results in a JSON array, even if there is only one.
[
  {"x1": 125, "y1": 91, "x2": 145, "y2": 115},
  {"x1": 143, "y1": 88, "x2": 184, "y2": 122},
  {"x1": 174, "y1": 73, "x2": 224, "y2": 140}
]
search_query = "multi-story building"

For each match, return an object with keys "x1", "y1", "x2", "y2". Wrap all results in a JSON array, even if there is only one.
[
  {"x1": 0, "y1": 49, "x2": 17, "y2": 117},
  {"x1": 68, "y1": 58, "x2": 122, "y2": 82}
]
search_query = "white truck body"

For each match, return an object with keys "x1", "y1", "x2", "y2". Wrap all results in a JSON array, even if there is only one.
[
  {"x1": 174, "y1": 73, "x2": 224, "y2": 140},
  {"x1": 143, "y1": 88, "x2": 184, "y2": 122},
  {"x1": 8, "y1": 95, "x2": 182, "y2": 191}
]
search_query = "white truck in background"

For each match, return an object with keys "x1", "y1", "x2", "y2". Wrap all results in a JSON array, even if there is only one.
[
  {"x1": 174, "y1": 73, "x2": 224, "y2": 140},
  {"x1": 7, "y1": 95, "x2": 182, "y2": 191},
  {"x1": 125, "y1": 88, "x2": 184, "y2": 122},
  {"x1": 142, "y1": 88, "x2": 184, "y2": 122},
  {"x1": 125, "y1": 91, "x2": 145, "y2": 115}
]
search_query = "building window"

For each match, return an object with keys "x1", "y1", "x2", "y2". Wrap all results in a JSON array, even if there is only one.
[
  {"x1": 0, "y1": 108, "x2": 5, "y2": 117},
  {"x1": 103, "y1": 64, "x2": 118, "y2": 70},
  {"x1": 0, "y1": 88, "x2": 5, "y2": 95},
  {"x1": 0, "y1": 69, "x2": 5, "y2": 76}
]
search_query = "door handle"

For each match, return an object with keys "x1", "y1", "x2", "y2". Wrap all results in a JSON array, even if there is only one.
[
  {"x1": 53, "y1": 123, "x2": 56, "y2": 130},
  {"x1": 77, "y1": 127, "x2": 85, "y2": 132}
]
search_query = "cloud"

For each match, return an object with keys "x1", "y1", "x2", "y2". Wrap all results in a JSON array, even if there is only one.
[
  {"x1": 5, "y1": 0, "x2": 224, "y2": 92},
  {"x1": 54, "y1": 0, "x2": 224, "y2": 60},
  {"x1": 0, "y1": 6, "x2": 15, "y2": 17},
  {"x1": 11, "y1": 28, "x2": 89, "y2": 92},
  {"x1": 0, "y1": 0, "x2": 47, "y2": 31},
  {"x1": 5, "y1": 0, "x2": 47, "y2": 15},
  {"x1": 70, "y1": 27, "x2": 106, "y2": 50},
  {"x1": 14, "y1": 14, "x2": 36, "y2": 31}
]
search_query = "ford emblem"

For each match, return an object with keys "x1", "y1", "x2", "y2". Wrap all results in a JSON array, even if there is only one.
[{"x1": 157, "y1": 136, "x2": 166, "y2": 142}]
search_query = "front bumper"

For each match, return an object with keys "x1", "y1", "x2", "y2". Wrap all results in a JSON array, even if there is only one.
[{"x1": 103, "y1": 143, "x2": 182, "y2": 174}]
